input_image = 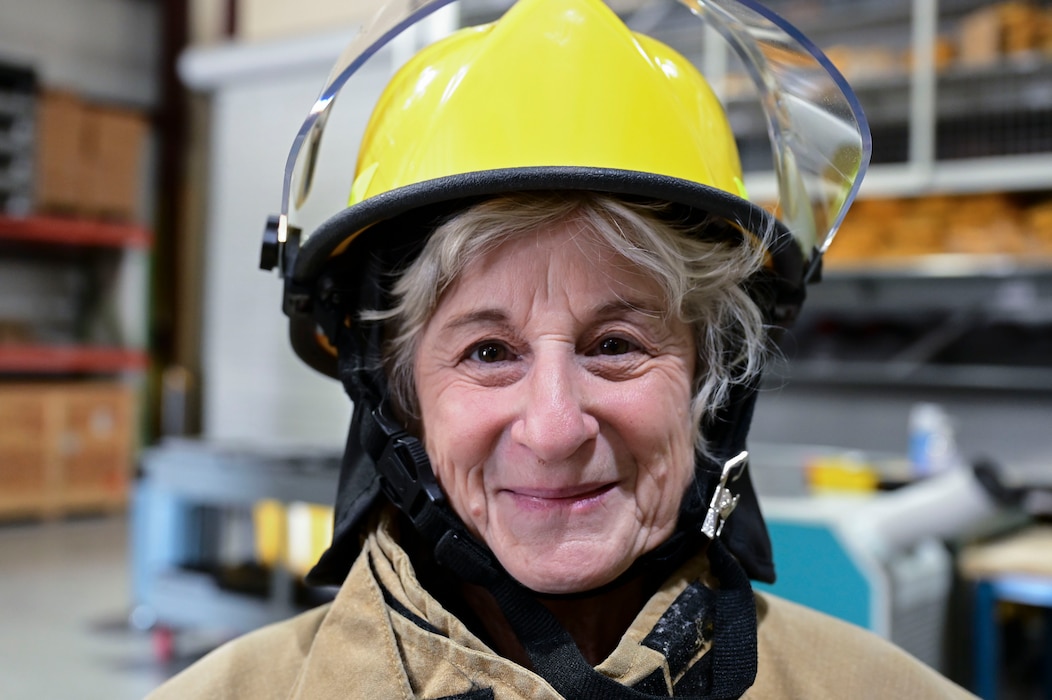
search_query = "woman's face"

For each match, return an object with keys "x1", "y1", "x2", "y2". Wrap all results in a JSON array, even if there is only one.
[{"x1": 413, "y1": 221, "x2": 697, "y2": 594}]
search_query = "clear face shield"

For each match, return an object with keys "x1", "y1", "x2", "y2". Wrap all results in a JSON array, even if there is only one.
[{"x1": 260, "y1": 0, "x2": 871, "y2": 288}]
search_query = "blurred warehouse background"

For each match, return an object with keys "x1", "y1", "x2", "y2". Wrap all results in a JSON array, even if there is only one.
[{"x1": 0, "y1": 0, "x2": 1051, "y2": 698}]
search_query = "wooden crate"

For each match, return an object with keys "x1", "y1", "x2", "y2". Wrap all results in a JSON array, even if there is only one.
[{"x1": 0, "y1": 382, "x2": 135, "y2": 520}]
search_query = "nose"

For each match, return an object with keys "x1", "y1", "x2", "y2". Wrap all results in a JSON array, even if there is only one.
[{"x1": 511, "y1": 350, "x2": 600, "y2": 463}]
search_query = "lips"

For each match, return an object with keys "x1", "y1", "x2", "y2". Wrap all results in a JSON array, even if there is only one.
[{"x1": 502, "y1": 482, "x2": 617, "y2": 510}]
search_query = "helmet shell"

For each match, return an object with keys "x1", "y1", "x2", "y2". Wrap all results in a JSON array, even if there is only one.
[
  {"x1": 289, "y1": 0, "x2": 797, "y2": 375},
  {"x1": 347, "y1": 0, "x2": 746, "y2": 208}
]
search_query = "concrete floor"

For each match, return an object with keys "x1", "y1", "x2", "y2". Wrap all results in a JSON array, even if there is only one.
[{"x1": 0, "y1": 515, "x2": 168, "y2": 700}]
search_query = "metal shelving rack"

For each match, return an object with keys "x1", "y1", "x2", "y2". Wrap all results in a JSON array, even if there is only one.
[
  {"x1": 737, "y1": 0, "x2": 1052, "y2": 197},
  {"x1": 0, "y1": 213, "x2": 152, "y2": 520},
  {"x1": 0, "y1": 215, "x2": 152, "y2": 374},
  {"x1": 702, "y1": 0, "x2": 1052, "y2": 399},
  {"x1": 773, "y1": 260, "x2": 1052, "y2": 392}
]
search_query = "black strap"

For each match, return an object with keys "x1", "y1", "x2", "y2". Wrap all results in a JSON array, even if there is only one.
[
  {"x1": 433, "y1": 533, "x2": 757, "y2": 699},
  {"x1": 706, "y1": 541, "x2": 758, "y2": 699}
]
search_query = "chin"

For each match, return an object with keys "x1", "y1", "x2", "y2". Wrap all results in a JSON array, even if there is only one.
[{"x1": 503, "y1": 553, "x2": 629, "y2": 596}]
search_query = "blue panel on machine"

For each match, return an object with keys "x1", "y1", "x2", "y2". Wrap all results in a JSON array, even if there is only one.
[{"x1": 754, "y1": 520, "x2": 872, "y2": 630}]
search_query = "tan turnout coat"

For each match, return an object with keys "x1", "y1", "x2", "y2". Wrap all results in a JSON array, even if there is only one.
[{"x1": 147, "y1": 512, "x2": 976, "y2": 699}]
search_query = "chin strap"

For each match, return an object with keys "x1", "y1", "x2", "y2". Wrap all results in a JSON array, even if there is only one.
[
  {"x1": 433, "y1": 527, "x2": 757, "y2": 700},
  {"x1": 368, "y1": 407, "x2": 469, "y2": 542}
]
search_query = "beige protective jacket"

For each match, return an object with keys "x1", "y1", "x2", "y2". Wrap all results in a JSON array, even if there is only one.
[{"x1": 147, "y1": 512, "x2": 976, "y2": 699}]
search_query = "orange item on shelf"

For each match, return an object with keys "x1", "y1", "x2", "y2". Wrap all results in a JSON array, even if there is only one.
[{"x1": 826, "y1": 191, "x2": 1052, "y2": 265}]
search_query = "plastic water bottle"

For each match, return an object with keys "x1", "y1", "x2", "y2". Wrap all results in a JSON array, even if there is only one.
[{"x1": 908, "y1": 403, "x2": 958, "y2": 478}]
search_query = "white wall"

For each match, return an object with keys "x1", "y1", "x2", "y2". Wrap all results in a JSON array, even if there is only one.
[
  {"x1": 0, "y1": 0, "x2": 160, "y2": 105},
  {"x1": 188, "y1": 0, "x2": 378, "y2": 45},
  {"x1": 178, "y1": 6, "x2": 463, "y2": 448},
  {"x1": 236, "y1": 0, "x2": 378, "y2": 42},
  {"x1": 179, "y1": 33, "x2": 397, "y2": 448}
]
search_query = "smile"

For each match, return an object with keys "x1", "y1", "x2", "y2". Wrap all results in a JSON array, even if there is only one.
[{"x1": 503, "y1": 483, "x2": 617, "y2": 511}]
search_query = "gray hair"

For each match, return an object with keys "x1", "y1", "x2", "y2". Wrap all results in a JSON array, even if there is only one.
[{"x1": 362, "y1": 191, "x2": 772, "y2": 457}]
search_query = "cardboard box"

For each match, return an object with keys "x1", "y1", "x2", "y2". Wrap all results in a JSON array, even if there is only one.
[
  {"x1": 0, "y1": 389, "x2": 53, "y2": 514},
  {"x1": 79, "y1": 105, "x2": 148, "y2": 219},
  {"x1": 34, "y1": 90, "x2": 85, "y2": 212},
  {"x1": 0, "y1": 382, "x2": 136, "y2": 519},
  {"x1": 34, "y1": 91, "x2": 148, "y2": 221},
  {"x1": 959, "y1": 6, "x2": 1003, "y2": 67}
]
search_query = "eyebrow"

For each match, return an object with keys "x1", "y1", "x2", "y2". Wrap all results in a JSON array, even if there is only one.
[{"x1": 441, "y1": 298, "x2": 665, "y2": 333}]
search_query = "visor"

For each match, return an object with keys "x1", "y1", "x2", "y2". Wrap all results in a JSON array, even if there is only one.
[{"x1": 262, "y1": 0, "x2": 870, "y2": 285}]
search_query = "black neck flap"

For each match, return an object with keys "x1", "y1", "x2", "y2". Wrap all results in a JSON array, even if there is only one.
[{"x1": 694, "y1": 377, "x2": 774, "y2": 583}]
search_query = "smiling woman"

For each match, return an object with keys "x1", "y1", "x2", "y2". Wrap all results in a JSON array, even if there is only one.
[
  {"x1": 146, "y1": 0, "x2": 978, "y2": 698},
  {"x1": 410, "y1": 201, "x2": 702, "y2": 598}
]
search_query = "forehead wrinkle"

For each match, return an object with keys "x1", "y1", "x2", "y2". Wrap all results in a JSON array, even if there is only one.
[
  {"x1": 530, "y1": 228, "x2": 672, "y2": 333},
  {"x1": 439, "y1": 221, "x2": 670, "y2": 334},
  {"x1": 593, "y1": 298, "x2": 664, "y2": 323},
  {"x1": 567, "y1": 221, "x2": 668, "y2": 303}
]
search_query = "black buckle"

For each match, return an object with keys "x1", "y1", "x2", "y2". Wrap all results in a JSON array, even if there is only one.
[{"x1": 371, "y1": 409, "x2": 446, "y2": 526}]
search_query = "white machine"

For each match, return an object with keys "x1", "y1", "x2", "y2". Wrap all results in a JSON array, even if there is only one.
[{"x1": 750, "y1": 444, "x2": 1006, "y2": 672}]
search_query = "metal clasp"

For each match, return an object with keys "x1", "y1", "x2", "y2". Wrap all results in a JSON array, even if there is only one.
[{"x1": 701, "y1": 451, "x2": 749, "y2": 539}]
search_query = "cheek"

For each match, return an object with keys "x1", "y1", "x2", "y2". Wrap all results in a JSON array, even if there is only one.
[
  {"x1": 638, "y1": 422, "x2": 694, "y2": 507},
  {"x1": 619, "y1": 379, "x2": 696, "y2": 518},
  {"x1": 418, "y1": 387, "x2": 505, "y2": 529}
]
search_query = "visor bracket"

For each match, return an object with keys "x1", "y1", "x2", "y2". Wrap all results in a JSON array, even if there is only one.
[
  {"x1": 260, "y1": 215, "x2": 281, "y2": 271},
  {"x1": 260, "y1": 215, "x2": 303, "y2": 278}
]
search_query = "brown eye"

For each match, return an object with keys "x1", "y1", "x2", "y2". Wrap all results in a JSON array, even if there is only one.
[
  {"x1": 597, "y1": 337, "x2": 633, "y2": 356},
  {"x1": 473, "y1": 342, "x2": 509, "y2": 363}
]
